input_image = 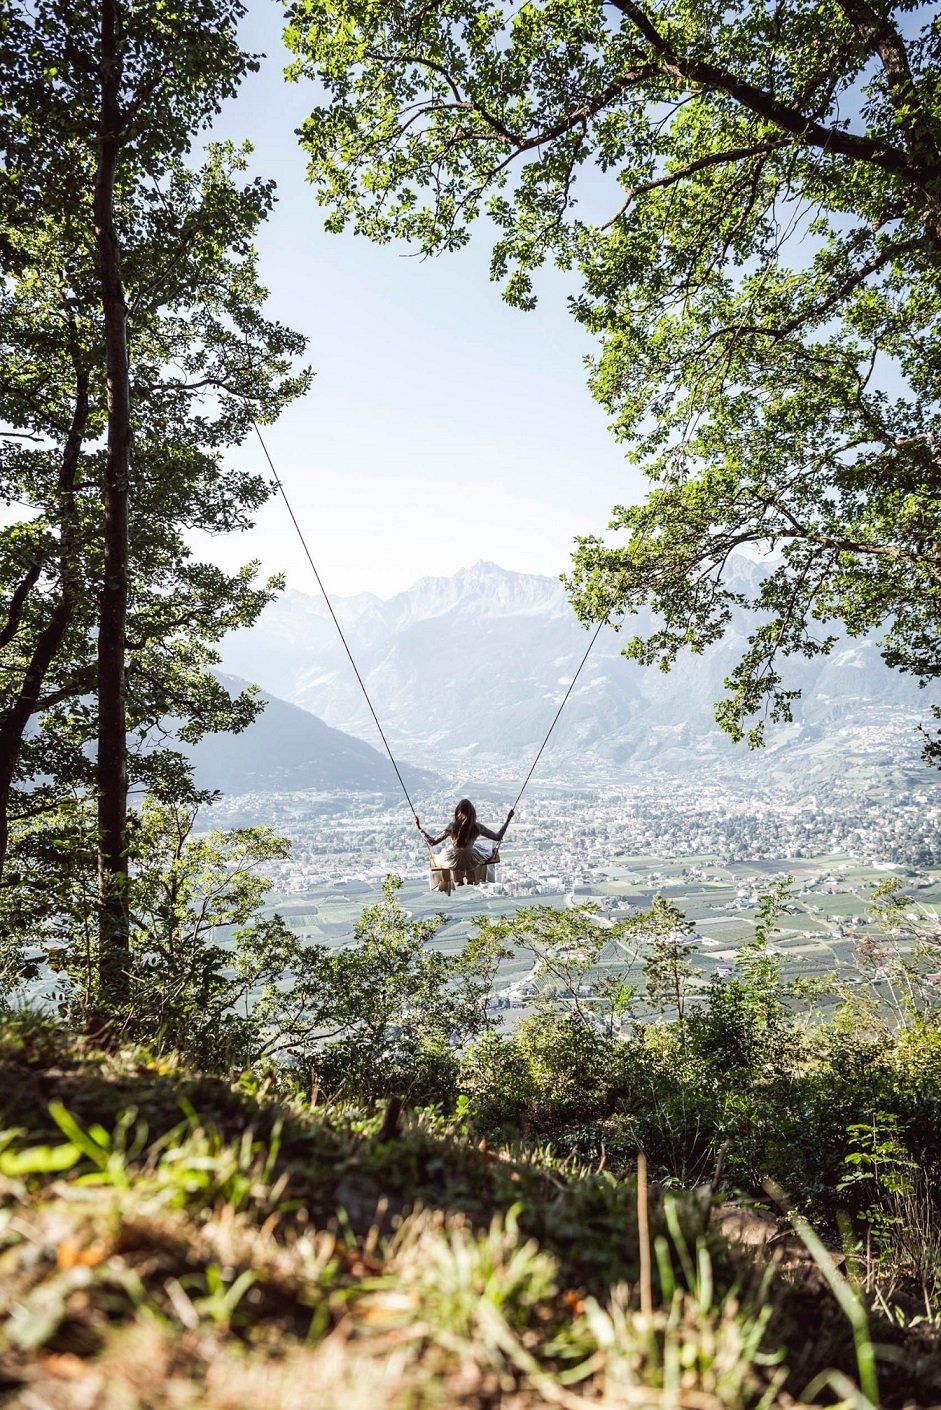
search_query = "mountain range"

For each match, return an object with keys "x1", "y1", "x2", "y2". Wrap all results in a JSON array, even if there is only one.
[{"x1": 212, "y1": 559, "x2": 939, "y2": 790}]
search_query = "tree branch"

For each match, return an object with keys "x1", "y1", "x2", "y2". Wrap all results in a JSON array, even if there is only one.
[
  {"x1": 765, "y1": 502, "x2": 941, "y2": 579},
  {"x1": 0, "y1": 561, "x2": 44, "y2": 650},
  {"x1": 32, "y1": 666, "x2": 97, "y2": 712},
  {"x1": 607, "y1": 0, "x2": 935, "y2": 198},
  {"x1": 374, "y1": 46, "x2": 661, "y2": 157},
  {"x1": 600, "y1": 137, "x2": 792, "y2": 228},
  {"x1": 836, "y1": 0, "x2": 940, "y2": 174}
]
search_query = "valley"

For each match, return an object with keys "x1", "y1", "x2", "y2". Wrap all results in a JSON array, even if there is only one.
[
  {"x1": 202, "y1": 758, "x2": 941, "y2": 1028},
  {"x1": 259, "y1": 848, "x2": 940, "y2": 1029}
]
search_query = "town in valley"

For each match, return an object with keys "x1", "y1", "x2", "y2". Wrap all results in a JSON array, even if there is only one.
[{"x1": 207, "y1": 756, "x2": 941, "y2": 1023}]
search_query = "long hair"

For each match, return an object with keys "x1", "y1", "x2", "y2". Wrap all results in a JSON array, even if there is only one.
[{"x1": 451, "y1": 798, "x2": 478, "y2": 849}]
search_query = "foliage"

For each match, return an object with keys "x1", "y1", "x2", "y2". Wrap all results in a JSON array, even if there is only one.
[
  {"x1": 2, "y1": 841, "x2": 510, "y2": 1091},
  {"x1": 466, "y1": 1010, "x2": 628, "y2": 1136},
  {"x1": 635, "y1": 894, "x2": 699, "y2": 1025},
  {"x1": 869, "y1": 875, "x2": 941, "y2": 971},
  {"x1": 814, "y1": 877, "x2": 941, "y2": 1025},
  {"x1": 839, "y1": 1110, "x2": 941, "y2": 1316},
  {"x1": 0, "y1": 134, "x2": 308, "y2": 795},
  {"x1": 0, "y1": 0, "x2": 310, "y2": 999},
  {"x1": 123, "y1": 800, "x2": 298, "y2": 1069},
  {"x1": 282, "y1": 876, "x2": 510, "y2": 1105},
  {"x1": 3, "y1": 1022, "x2": 938, "y2": 1408},
  {"x1": 286, "y1": 0, "x2": 941, "y2": 756},
  {"x1": 686, "y1": 933, "x2": 799, "y2": 1079},
  {"x1": 461, "y1": 900, "x2": 941, "y2": 1236},
  {"x1": 2, "y1": 798, "x2": 297, "y2": 1066},
  {"x1": 471, "y1": 900, "x2": 642, "y2": 1031},
  {"x1": 6, "y1": 864, "x2": 941, "y2": 1319},
  {"x1": 841, "y1": 1109, "x2": 918, "y2": 1207}
]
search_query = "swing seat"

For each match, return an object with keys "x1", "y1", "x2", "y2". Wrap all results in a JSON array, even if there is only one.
[{"x1": 430, "y1": 848, "x2": 500, "y2": 895}]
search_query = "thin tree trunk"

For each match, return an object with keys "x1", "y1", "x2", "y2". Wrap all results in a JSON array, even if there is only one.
[
  {"x1": 94, "y1": 0, "x2": 132, "y2": 1005},
  {"x1": 0, "y1": 372, "x2": 88, "y2": 879},
  {"x1": 0, "y1": 563, "x2": 43, "y2": 653},
  {"x1": 0, "y1": 601, "x2": 74, "y2": 878}
]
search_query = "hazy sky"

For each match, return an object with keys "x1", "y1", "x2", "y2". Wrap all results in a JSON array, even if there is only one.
[{"x1": 193, "y1": 0, "x2": 643, "y2": 598}]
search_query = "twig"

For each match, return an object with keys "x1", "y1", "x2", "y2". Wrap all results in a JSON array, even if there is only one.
[{"x1": 637, "y1": 1151, "x2": 653, "y2": 1316}]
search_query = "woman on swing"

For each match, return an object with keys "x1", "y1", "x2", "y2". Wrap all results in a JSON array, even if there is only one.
[{"x1": 415, "y1": 798, "x2": 514, "y2": 892}]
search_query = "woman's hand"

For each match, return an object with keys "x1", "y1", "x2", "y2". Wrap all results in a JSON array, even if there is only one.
[
  {"x1": 506, "y1": 808, "x2": 515, "y2": 822},
  {"x1": 414, "y1": 815, "x2": 422, "y2": 830}
]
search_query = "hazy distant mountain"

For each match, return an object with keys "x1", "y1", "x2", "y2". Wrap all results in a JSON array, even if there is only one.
[
  {"x1": 219, "y1": 560, "x2": 938, "y2": 780},
  {"x1": 185, "y1": 674, "x2": 439, "y2": 796}
]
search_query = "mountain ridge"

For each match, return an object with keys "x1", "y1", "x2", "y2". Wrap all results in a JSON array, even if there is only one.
[{"x1": 219, "y1": 559, "x2": 939, "y2": 781}]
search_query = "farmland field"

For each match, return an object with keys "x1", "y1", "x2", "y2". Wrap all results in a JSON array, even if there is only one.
[{"x1": 264, "y1": 852, "x2": 939, "y2": 1025}]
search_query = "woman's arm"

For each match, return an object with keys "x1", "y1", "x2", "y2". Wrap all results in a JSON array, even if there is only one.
[
  {"x1": 478, "y1": 809, "x2": 515, "y2": 843},
  {"x1": 415, "y1": 816, "x2": 449, "y2": 846}
]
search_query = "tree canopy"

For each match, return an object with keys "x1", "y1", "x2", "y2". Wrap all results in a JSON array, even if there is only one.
[
  {"x1": 0, "y1": 0, "x2": 309, "y2": 997},
  {"x1": 286, "y1": 0, "x2": 941, "y2": 752}
]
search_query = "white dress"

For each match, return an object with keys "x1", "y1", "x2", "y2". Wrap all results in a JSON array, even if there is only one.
[{"x1": 429, "y1": 835, "x2": 499, "y2": 894}]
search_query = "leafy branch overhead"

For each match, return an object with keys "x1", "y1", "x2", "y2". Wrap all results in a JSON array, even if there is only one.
[{"x1": 287, "y1": 0, "x2": 941, "y2": 755}]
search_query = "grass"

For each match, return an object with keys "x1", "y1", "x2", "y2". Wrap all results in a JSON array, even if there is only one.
[{"x1": 0, "y1": 1015, "x2": 939, "y2": 1409}]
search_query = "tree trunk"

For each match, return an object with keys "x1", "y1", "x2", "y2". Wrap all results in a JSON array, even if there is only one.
[
  {"x1": 94, "y1": 0, "x2": 132, "y2": 1006},
  {"x1": 0, "y1": 371, "x2": 88, "y2": 880}
]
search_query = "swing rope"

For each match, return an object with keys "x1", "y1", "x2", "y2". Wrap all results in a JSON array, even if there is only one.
[
  {"x1": 253, "y1": 421, "x2": 606, "y2": 839},
  {"x1": 510, "y1": 616, "x2": 606, "y2": 813},
  {"x1": 252, "y1": 422, "x2": 419, "y2": 819}
]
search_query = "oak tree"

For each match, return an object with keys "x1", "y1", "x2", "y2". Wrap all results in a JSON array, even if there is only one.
[{"x1": 286, "y1": 0, "x2": 941, "y2": 753}]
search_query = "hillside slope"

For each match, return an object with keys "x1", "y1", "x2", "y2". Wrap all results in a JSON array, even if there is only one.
[
  {"x1": 184, "y1": 674, "x2": 438, "y2": 795},
  {"x1": 2, "y1": 1020, "x2": 936, "y2": 1410}
]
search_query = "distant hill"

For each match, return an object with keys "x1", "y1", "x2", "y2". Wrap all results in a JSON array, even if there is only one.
[
  {"x1": 184, "y1": 674, "x2": 439, "y2": 796},
  {"x1": 219, "y1": 561, "x2": 940, "y2": 782}
]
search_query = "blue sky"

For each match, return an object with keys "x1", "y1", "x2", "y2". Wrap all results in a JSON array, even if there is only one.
[{"x1": 193, "y1": 0, "x2": 643, "y2": 598}]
